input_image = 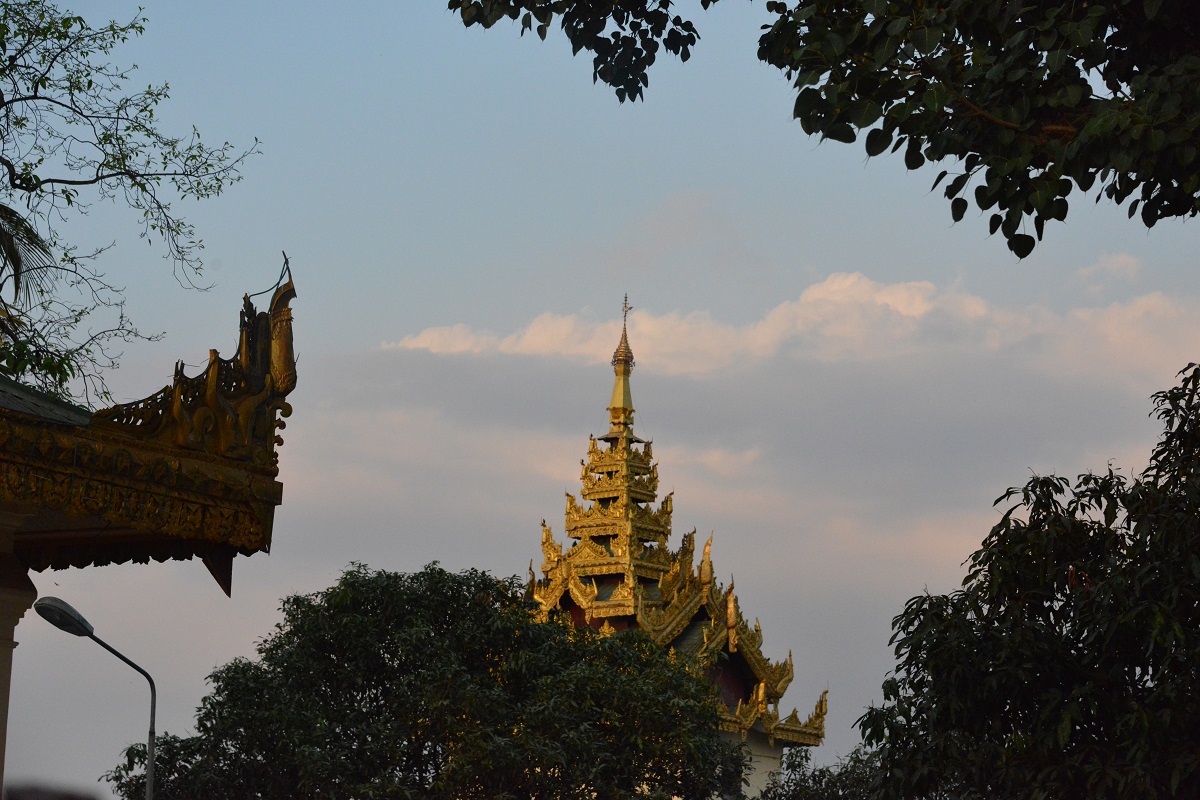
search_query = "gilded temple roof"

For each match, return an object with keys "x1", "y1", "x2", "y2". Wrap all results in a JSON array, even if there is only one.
[
  {"x1": 528, "y1": 307, "x2": 824, "y2": 747},
  {"x1": 0, "y1": 266, "x2": 298, "y2": 595}
]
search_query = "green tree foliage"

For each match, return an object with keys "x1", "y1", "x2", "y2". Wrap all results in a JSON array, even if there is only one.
[
  {"x1": 444, "y1": 0, "x2": 1200, "y2": 256},
  {"x1": 759, "y1": 744, "x2": 881, "y2": 800},
  {"x1": 105, "y1": 564, "x2": 746, "y2": 800},
  {"x1": 856, "y1": 365, "x2": 1200, "y2": 798},
  {"x1": 0, "y1": 1, "x2": 254, "y2": 399}
]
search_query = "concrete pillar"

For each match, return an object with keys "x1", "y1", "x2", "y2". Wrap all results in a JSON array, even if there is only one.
[{"x1": 0, "y1": 531, "x2": 37, "y2": 794}]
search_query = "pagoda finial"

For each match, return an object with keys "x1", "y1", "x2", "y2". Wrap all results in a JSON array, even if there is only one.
[
  {"x1": 608, "y1": 295, "x2": 635, "y2": 430},
  {"x1": 612, "y1": 295, "x2": 635, "y2": 373}
]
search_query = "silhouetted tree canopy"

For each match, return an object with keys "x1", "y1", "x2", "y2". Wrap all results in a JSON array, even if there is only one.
[
  {"x1": 106, "y1": 564, "x2": 746, "y2": 800},
  {"x1": 856, "y1": 365, "x2": 1200, "y2": 798}
]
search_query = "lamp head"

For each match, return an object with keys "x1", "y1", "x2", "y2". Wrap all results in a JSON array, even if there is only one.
[{"x1": 34, "y1": 596, "x2": 94, "y2": 637}]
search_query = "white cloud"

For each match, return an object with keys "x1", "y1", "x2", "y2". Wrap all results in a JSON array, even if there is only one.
[
  {"x1": 1074, "y1": 252, "x2": 1142, "y2": 297},
  {"x1": 1046, "y1": 292, "x2": 1200, "y2": 391},
  {"x1": 384, "y1": 314, "x2": 620, "y2": 364},
  {"x1": 384, "y1": 273, "x2": 992, "y2": 373},
  {"x1": 384, "y1": 272, "x2": 1200, "y2": 392}
]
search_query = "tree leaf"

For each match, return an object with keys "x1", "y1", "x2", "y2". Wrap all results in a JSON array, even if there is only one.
[
  {"x1": 1007, "y1": 233, "x2": 1036, "y2": 258},
  {"x1": 866, "y1": 127, "x2": 893, "y2": 157},
  {"x1": 951, "y1": 197, "x2": 968, "y2": 221}
]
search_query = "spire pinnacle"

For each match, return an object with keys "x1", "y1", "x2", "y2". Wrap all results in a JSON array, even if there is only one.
[
  {"x1": 612, "y1": 294, "x2": 635, "y2": 373},
  {"x1": 609, "y1": 295, "x2": 635, "y2": 430}
]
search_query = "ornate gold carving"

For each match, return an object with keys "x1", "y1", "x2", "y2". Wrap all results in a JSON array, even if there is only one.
[
  {"x1": 699, "y1": 534, "x2": 713, "y2": 590},
  {"x1": 727, "y1": 579, "x2": 739, "y2": 652},
  {"x1": 611, "y1": 573, "x2": 634, "y2": 602},
  {"x1": 566, "y1": 572, "x2": 599, "y2": 607},
  {"x1": 2, "y1": 267, "x2": 298, "y2": 582},
  {"x1": 92, "y1": 272, "x2": 297, "y2": 474},
  {"x1": 586, "y1": 440, "x2": 653, "y2": 473},
  {"x1": 804, "y1": 689, "x2": 829, "y2": 734},
  {"x1": 540, "y1": 520, "x2": 562, "y2": 571},
  {"x1": 2, "y1": 411, "x2": 280, "y2": 570},
  {"x1": 569, "y1": 536, "x2": 608, "y2": 561},
  {"x1": 268, "y1": 285, "x2": 297, "y2": 396}
]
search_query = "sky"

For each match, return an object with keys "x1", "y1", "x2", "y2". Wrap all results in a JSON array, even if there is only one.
[{"x1": 6, "y1": 1, "x2": 1200, "y2": 795}]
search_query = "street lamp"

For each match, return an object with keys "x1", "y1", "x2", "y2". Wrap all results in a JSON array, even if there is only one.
[{"x1": 33, "y1": 596, "x2": 156, "y2": 800}]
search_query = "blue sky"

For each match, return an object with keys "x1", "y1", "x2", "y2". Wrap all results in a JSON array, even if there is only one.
[{"x1": 7, "y1": 2, "x2": 1200, "y2": 795}]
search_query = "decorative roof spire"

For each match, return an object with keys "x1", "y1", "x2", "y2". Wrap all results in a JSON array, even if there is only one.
[
  {"x1": 528, "y1": 301, "x2": 823, "y2": 753},
  {"x1": 609, "y1": 295, "x2": 635, "y2": 431}
]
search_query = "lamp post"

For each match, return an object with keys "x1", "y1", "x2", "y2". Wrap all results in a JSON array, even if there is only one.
[{"x1": 33, "y1": 596, "x2": 156, "y2": 800}]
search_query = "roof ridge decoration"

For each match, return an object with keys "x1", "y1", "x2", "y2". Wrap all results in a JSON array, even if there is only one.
[
  {"x1": 528, "y1": 301, "x2": 823, "y2": 748},
  {"x1": 91, "y1": 271, "x2": 297, "y2": 473}
]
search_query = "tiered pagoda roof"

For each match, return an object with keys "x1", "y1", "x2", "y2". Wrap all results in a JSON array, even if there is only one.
[{"x1": 529, "y1": 306, "x2": 826, "y2": 747}]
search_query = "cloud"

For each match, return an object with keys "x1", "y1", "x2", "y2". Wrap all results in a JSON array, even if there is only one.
[
  {"x1": 1046, "y1": 292, "x2": 1200, "y2": 391},
  {"x1": 284, "y1": 405, "x2": 583, "y2": 514},
  {"x1": 384, "y1": 315, "x2": 620, "y2": 364},
  {"x1": 384, "y1": 273, "x2": 989, "y2": 374},
  {"x1": 657, "y1": 443, "x2": 762, "y2": 479},
  {"x1": 1074, "y1": 252, "x2": 1142, "y2": 297},
  {"x1": 383, "y1": 273, "x2": 1200, "y2": 392},
  {"x1": 220, "y1": 298, "x2": 1182, "y2": 773}
]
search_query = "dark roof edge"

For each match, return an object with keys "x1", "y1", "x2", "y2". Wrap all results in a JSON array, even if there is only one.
[{"x1": 0, "y1": 373, "x2": 92, "y2": 426}]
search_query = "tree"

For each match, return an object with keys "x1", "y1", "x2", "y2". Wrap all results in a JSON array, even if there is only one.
[
  {"x1": 0, "y1": 1, "x2": 254, "y2": 400},
  {"x1": 443, "y1": 0, "x2": 1200, "y2": 257},
  {"x1": 759, "y1": 744, "x2": 881, "y2": 800},
  {"x1": 855, "y1": 365, "x2": 1200, "y2": 799},
  {"x1": 104, "y1": 564, "x2": 747, "y2": 800},
  {"x1": 0, "y1": 201, "x2": 63, "y2": 384}
]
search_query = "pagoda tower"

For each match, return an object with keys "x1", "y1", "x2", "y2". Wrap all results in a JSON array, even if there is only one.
[{"x1": 529, "y1": 301, "x2": 826, "y2": 790}]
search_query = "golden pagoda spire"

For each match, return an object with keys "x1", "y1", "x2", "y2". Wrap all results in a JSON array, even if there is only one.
[
  {"x1": 552, "y1": 298, "x2": 669, "y2": 577},
  {"x1": 609, "y1": 294, "x2": 635, "y2": 432},
  {"x1": 527, "y1": 298, "x2": 825, "y2": 761}
]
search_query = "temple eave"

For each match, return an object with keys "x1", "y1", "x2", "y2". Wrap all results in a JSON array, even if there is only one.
[
  {"x1": 718, "y1": 714, "x2": 824, "y2": 747},
  {"x1": 581, "y1": 486, "x2": 657, "y2": 502},
  {"x1": 1, "y1": 410, "x2": 283, "y2": 573},
  {"x1": 586, "y1": 601, "x2": 637, "y2": 618}
]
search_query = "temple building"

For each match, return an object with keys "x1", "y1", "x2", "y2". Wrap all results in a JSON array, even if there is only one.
[
  {"x1": 0, "y1": 270, "x2": 297, "y2": 791},
  {"x1": 528, "y1": 306, "x2": 826, "y2": 793}
]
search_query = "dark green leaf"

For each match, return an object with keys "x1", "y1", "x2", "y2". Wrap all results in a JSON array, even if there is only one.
[
  {"x1": 824, "y1": 122, "x2": 856, "y2": 143},
  {"x1": 1007, "y1": 233, "x2": 1036, "y2": 257},
  {"x1": 866, "y1": 127, "x2": 893, "y2": 157},
  {"x1": 904, "y1": 143, "x2": 926, "y2": 170},
  {"x1": 951, "y1": 197, "x2": 968, "y2": 221}
]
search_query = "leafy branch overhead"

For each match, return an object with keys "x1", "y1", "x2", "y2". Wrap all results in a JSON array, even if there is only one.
[
  {"x1": 0, "y1": 1, "x2": 257, "y2": 400},
  {"x1": 0, "y1": 3, "x2": 255, "y2": 271},
  {"x1": 446, "y1": 0, "x2": 1200, "y2": 257}
]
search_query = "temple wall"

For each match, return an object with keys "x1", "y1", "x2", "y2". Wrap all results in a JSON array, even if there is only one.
[{"x1": 723, "y1": 728, "x2": 784, "y2": 798}]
